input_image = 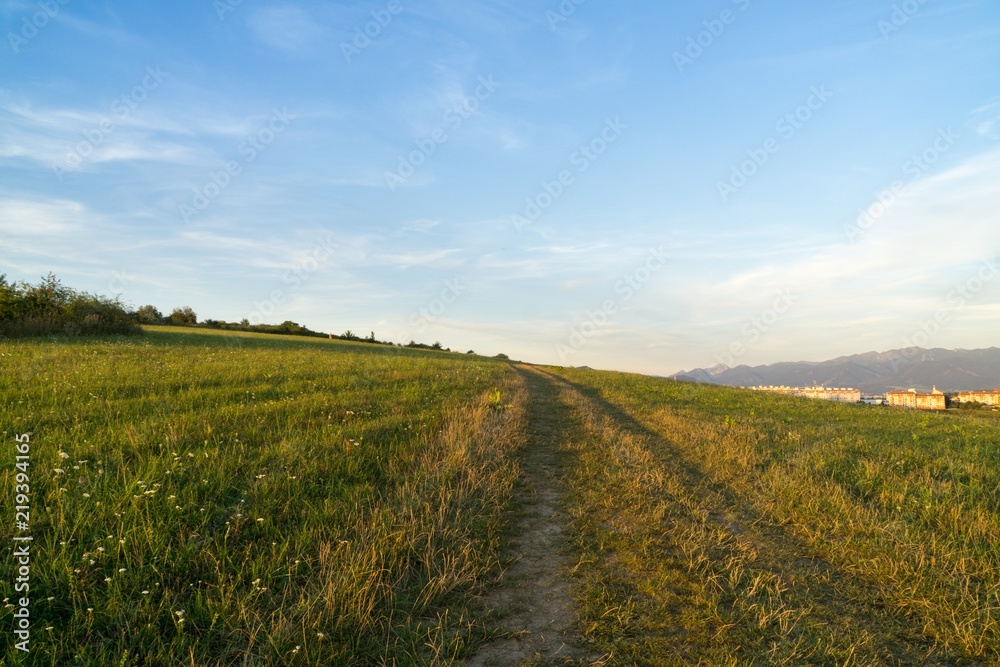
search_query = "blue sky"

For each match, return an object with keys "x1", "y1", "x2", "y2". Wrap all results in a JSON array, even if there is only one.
[{"x1": 1, "y1": 0, "x2": 998, "y2": 375}]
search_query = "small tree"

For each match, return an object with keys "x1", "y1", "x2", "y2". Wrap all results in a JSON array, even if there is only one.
[
  {"x1": 136, "y1": 305, "x2": 163, "y2": 324},
  {"x1": 169, "y1": 306, "x2": 197, "y2": 325},
  {"x1": 21, "y1": 273, "x2": 72, "y2": 318}
]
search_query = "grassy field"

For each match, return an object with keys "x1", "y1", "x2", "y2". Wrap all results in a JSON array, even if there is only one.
[
  {"x1": 6, "y1": 328, "x2": 1000, "y2": 666},
  {"x1": 545, "y1": 366, "x2": 1000, "y2": 665},
  {"x1": 1, "y1": 327, "x2": 525, "y2": 665}
]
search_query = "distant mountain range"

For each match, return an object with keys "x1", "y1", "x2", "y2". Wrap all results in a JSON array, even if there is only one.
[{"x1": 671, "y1": 347, "x2": 1000, "y2": 394}]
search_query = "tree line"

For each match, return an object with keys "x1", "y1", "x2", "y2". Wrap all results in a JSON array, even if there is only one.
[{"x1": 0, "y1": 274, "x2": 473, "y2": 354}]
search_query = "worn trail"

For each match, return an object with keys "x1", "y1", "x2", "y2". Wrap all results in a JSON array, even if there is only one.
[{"x1": 467, "y1": 367, "x2": 603, "y2": 667}]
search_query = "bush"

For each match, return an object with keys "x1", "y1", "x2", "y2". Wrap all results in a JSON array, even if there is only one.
[
  {"x1": 0, "y1": 273, "x2": 141, "y2": 338},
  {"x1": 169, "y1": 306, "x2": 198, "y2": 325},
  {"x1": 136, "y1": 305, "x2": 164, "y2": 324}
]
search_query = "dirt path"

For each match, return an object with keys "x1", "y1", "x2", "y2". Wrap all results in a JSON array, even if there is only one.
[
  {"x1": 467, "y1": 367, "x2": 604, "y2": 667},
  {"x1": 470, "y1": 366, "x2": 962, "y2": 663}
]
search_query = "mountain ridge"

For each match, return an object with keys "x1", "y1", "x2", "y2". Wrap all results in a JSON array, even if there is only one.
[{"x1": 671, "y1": 347, "x2": 1000, "y2": 394}]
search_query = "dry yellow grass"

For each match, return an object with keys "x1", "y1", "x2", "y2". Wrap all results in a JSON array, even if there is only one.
[{"x1": 542, "y1": 366, "x2": 1000, "y2": 665}]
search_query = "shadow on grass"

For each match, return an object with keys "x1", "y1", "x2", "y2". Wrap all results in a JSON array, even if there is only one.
[{"x1": 530, "y1": 366, "x2": 957, "y2": 665}]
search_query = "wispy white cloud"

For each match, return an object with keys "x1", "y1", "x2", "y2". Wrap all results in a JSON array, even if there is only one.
[
  {"x1": 52, "y1": 9, "x2": 146, "y2": 49},
  {"x1": 0, "y1": 198, "x2": 85, "y2": 235},
  {"x1": 385, "y1": 69, "x2": 524, "y2": 155},
  {"x1": 0, "y1": 101, "x2": 209, "y2": 172},
  {"x1": 0, "y1": 92, "x2": 308, "y2": 175},
  {"x1": 246, "y1": 5, "x2": 327, "y2": 51},
  {"x1": 674, "y1": 146, "x2": 1000, "y2": 303},
  {"x1": 971, "y1": 101, "x2": 1000, "y2": 139},
  {"x1": 392, "y1": 219, "x2": 442, "y2": 236},
  {"x1": 373, "y1": 248, "x2": 464, "y2": 270},
  {"x1": 327, "y1": 173, "x2": 391, "y2": 188}
]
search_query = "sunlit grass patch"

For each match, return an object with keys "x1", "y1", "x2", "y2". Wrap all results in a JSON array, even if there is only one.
[
  {"x1": 549, "y1": 366, "x2": 1000, "y2": 665},
  {"x1": 1, "y1": 328, "x2": 524, "y2": 665}
]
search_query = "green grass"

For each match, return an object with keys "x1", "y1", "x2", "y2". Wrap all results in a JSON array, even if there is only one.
[
  {"x1": 8, "y1": 328, "x2": 1000, "y2": 665},
  {"x1": 0, "y1": 328, "x2": 525, "y2": 665},
  {"x1": 545, "y1": 367, "x2": 1000, "y2": 665}
]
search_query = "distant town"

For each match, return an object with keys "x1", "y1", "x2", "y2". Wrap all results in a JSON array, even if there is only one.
[{"x1": 749, "y1": 385, "x2": 1000, "y2": 411}]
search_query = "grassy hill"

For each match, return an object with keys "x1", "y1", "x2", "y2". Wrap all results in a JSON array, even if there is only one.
[
  {"x1": 1, "y1": 328, "x2": 525, "y2": 665},
  {"x1": 4, "y1": 328, "x2": 1000, "y2": 665}
]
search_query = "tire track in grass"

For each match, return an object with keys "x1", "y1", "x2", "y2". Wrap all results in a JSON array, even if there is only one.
[{"x1": 467, "y1": 366, "x2": 606, "y2": 666}]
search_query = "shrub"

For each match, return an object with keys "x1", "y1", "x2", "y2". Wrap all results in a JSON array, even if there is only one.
[
  {"x1": 136, "y1": 304, "x2": 164, "y2": 324},
  {"x1": 169, "y1": 306, "x2": 198, "y2": 325},
  {"x1": 0, "y1": 273, "x2": 141, "y2": 338}
]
